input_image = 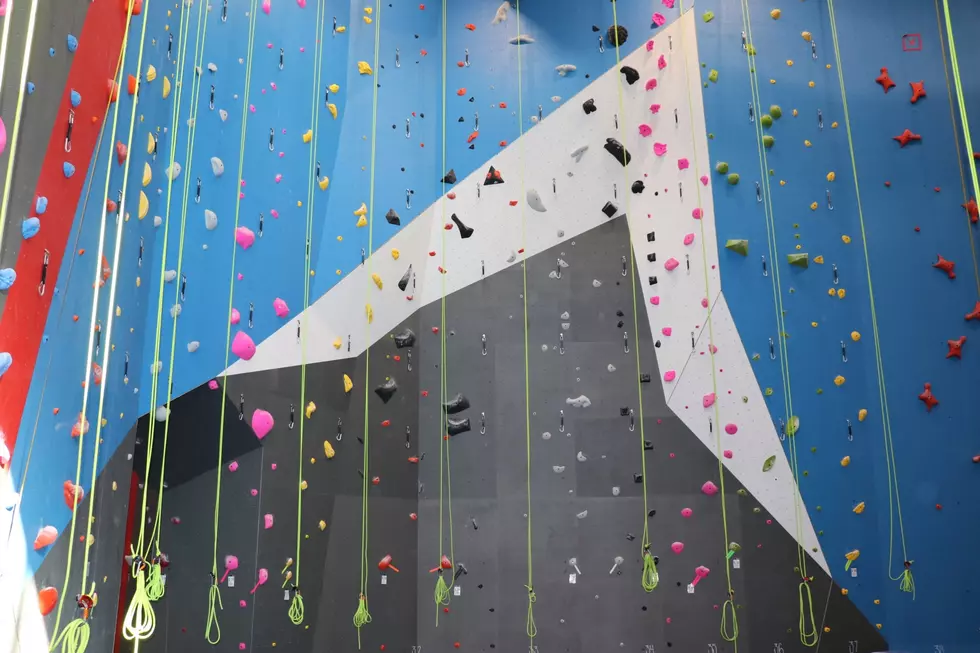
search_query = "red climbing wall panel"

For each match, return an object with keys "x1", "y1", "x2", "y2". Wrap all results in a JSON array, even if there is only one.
[{"x1": 0, "y1": 0, "x2": 126, "y2": 453}]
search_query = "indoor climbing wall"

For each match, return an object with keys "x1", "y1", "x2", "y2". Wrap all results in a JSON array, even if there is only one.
[{"x1": 0, "y1": 0, "x2": 978, "y2": 652}]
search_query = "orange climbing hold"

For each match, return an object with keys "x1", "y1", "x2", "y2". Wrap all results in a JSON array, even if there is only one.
[
  {"x1": 933, "y1": 254, "x2": 956, "y2": 279},
  {"x1": 38, "y1": 587, "x2": 58, "y2": 616},
  {"x1": 909, "y1": 80, "x2": 926, "y2": 103},
  {"x1": 33, "y1": 526, "x2": 58, "y2": 550},
  {"x1": 499, "y1": 102, "x2": 507, "y2": 109},
  {"x1": 464, "y1": 23, "x2": 476, "y2": 30},
  {"x1": 919, "y1": 382, "x2": 939, "y2": 411},
  {"x1": 92, "y1": 362, "x2": 103, "y2": 385},
  {"x1": 124, "y1": 0, "x2": 143, "y2": 15},
  {"x1": 456, "y1": 88, "x2": 466, "y2": 96},
  {"x1": 107, "y1": 79, "x2": 119, "y2": 103},
  {"x1": 99, "y1": 255, "x2": 111, "y2": 287},
  {"x1": 466, "y1": 131, "x2": 478, "y2": 143},
  {"x1": 63, "y1": 480, "x2": 84, "y2": 509},
  {"x1": 946, "y1": 336, "x2": 966, "y2": 359},
  {"x1": 127, "y1": 74, "x2": 137, "y2": 95},
  {"x1": 892, "y1": 129, "x2": 921, "y2": 148},
  {"x1": 71, "y1": 414, "x2": 89, "y2": 438},
  {"x1": 965, "y1": 301, "x2": 980, "y2": 321},
  {"x1": 875, "y1": 67, "x2": 895, "y2": 93},
  {"x1": 963, "y1": 197, "x2": 978, "y2": 223}
]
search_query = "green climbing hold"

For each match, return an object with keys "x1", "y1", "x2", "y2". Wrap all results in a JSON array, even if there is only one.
[
  {"x1": 741, "y1": 396, "x2": 749, "y2": 403},
  {"x1": 728, "y1": 542, "x2": 741, "y2": 553},
  {"x1": 727, "y1": 173, "x2": 740, "y2": 185},
  {"x1": 762, "y1": 455, "x2": 777, "y2": 472},
  {"x1": 770, "y1": 105, "x2": 783, "y2": 119},
  {"x1": 752, "y1": 353, "x2": 761, "y2": 361},
  {"x1": 763, "y1": 134, "x2": 775, "y2": 148},
  {"x1": 786, "y1": 415, "x2": 800, "y2": 436},
  {"x1": 708, "y1": 69, "x2": 719, "y2": 83},
  {"x1": 702, "y1": 10, "x2": 715, "y2": 22},
  {"x1": 715, "y1": 161, "x2": 729, "y2": 174},
  {"x1": 787, "y1": 252, "x2": 809, "y2": 268},
  {"x1": 736, "y1": 489, "x2": 748, "y2": 497},
  {"x1": 761, "y1": 114, "x2": 773, "y2": 128},
  {"x1": 764, "y1": 386, "x2": 773, "y2": 395},
  {"x1": 752, "y1": 507, "x2": 761, "y2": 514},
  {"x1": 725, "y1": 239, "x2": 749, "y2": 256}
]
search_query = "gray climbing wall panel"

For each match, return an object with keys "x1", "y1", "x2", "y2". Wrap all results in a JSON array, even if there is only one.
[{"x1": 113, "y1": 217, "x2": 886, "y2": 653}]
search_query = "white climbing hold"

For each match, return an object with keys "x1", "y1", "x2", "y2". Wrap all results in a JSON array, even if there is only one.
[
  {"x1": 566, "y1": 395, "x2": 592, "y2": 408},
  {"x1": 204, "y1": 209, "x2": 218, "y2": 230},
  {"x1": 154, "y1": 216, "x2": 163, "y2": 227},
  {"x1": 526, "y1": 188, "x2": 547, "y2": 212},
  {"x1": 207, "y1": 62, "x2": 217, "y2": 73},
  {"x1": 607, "y1": 364, "x2": 616, "y2": 372},
  {"x1": 164, "y1": 270, "x2": 177, "y2": 283},
  {"x1": 576, "y1": 510, "x2": 588, "y2": 519},
  {"x1": 592, "y1": 279, "x2": 602, "y2": 288},
  {"x1": 211, "y1": 156, "x2": 224, "y2": 177},
  {"x1": 491, "y1": 0, "x2": 509, "y2": 24},
  {"x1": 570, "y1": 145, "x2": 588, "y2": 163},
  {"x1": 155, "y1": 406, "x2": 170, "y2": 422},
  {"x1": 170, "y1": 304, "x2": 182, "y2": 318},
  {"x1": 166, "y1": 161, "x2": 182, "y2": 181},
  {"x1": 219, "y1": 109, "x2": 229, "y2": 121},
  {"x1": 576, "y1": 451, "x2": 587, "y2": 462},
  {"x1": 187, "y1": 341, "x2": 200, "y2": 353},
  {"x1": 552, "y1": 465, "x2": 566, "y2": 473},
  {"x1": 506, "y1": 251, "x2": 517, "y2": 263},
  {"x1": 555, "y1": 64, "x2": 576, "y2": 76}
]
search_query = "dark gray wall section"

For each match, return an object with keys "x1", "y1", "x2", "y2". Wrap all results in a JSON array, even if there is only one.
[{"x1": 130, "y1": 217, "x2": 886, "y2": 653}]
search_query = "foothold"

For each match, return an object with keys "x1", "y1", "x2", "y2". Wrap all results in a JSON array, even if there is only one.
[
  {"x1": 892, "y1": 129, "x2": 921, "y2": 147},
  {"x1": 22, "y1": 217, "x2": 40, "y2": 240},
  {"x1": 447, "y1": 417, "x2": 471, "y2": 436},
  {"x1": 526, "y1": 189, "x2": 547, "y2": 212},
  {"x1": 918, "y1": 383, "x2": 939, "y2": 411},
  {"x1": 232, "y1": 331, "x2": 257, "y2": 360},
  {"x1": 219, "y1": 109, "x2": 229, "y2": 121},
  {"x1": 508, "y1": 34, "x2": 535, "y2": 45},
  {"x1": 604, "y1": 138, "x2": 631, "y2": 166},
  {"x1": 620, "y1": 66, "x2": 639, "y2": 85},
  {"x1": 375, "y1": 378, "x2": 398, "y2": 403},
  {"x1": 933, "y1": 255, "x2": 956, "y2": 279},
  {"x1": 946, "y1": 336, "x2": 966, "y2": 359}
]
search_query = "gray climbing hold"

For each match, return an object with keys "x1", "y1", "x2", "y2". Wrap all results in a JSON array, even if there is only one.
[
  {"x1": 219, "y1": 109, "x2": 229, "y2": 122},
  {"x1": 211, "y1": 157, "x2": 224, "y2": 177},
  {"x1": 164, "y1": 270, "x2": 177, "y2": 283},
  {"x1": 166, "y1": 161, "x2": 182, "y2": 181},
  {"x1": 570, "y1": 145, "x2": 588, "y2": 162},
  {"x1": 566, "y1": 395, "x2": 592, "y2": 408},
  {"x1": 187, "y1": 341, "x2": 200, "y2": 353},
  {"x1": 506, "y1": 251, "x2": 517, "y2": 263},
  {"x1": 526, "y1": 189, "x2": 547, "y2": 212},
  {"x1": 154, "y1": 216, "x2": 162, "y2": 227},
  {"x1": 204, "y1": 209, "x2": 218, "y2": 230}
]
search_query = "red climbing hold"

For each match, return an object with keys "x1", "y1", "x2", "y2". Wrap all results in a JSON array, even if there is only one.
[
  {"x1": 107, "y1": 79, "x2": 119, "y2": 103},
  {"x1": 933, "y1": 254, "x2": 956, "y2": 279},
  {"x1": 127, "y1": 74, "x2": 138, "y2": 95},
  {"x1": 875, "y1": 67, "x2": 896, "y2": 93},
  {"x1": 909, "y1": 80, "x2": 926, "y2": 103},
  {"x1": 106, "y1": 198, "x2": 118, "y2": 213},
  {"x1": 965, "y1": 301, "x2": 980, "y2": 321},
  {"x1": 973, "y1": 455, "x2": 980, "y2": 463},
  {"x1": 115, "y1": 141, "x2": 128, "y2": 165},
  {"x1": 963, "y1": 197, "x2": 978, "y2": 224},
  {"x1": 918, "y1": 382, "x2": 939, "y2": 411},
  {"x1": 947, "y1": 336, "x2": 966, "y2": 359},
  {"x1": 893, "y1": 129, "x2": 921, "y2": 148}
]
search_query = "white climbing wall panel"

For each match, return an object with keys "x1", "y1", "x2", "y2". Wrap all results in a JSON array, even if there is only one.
[{"x1": 224, "y1": 8, "x2": 826, "y2": 572}]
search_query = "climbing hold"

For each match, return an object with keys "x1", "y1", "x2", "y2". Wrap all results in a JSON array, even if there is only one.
[
  {"x1": 371, "y1": 273, "x2": 383, "y2": 290},
  {"x1": 858, "y1": 408, "x2": 868, "y2": 422},
  {"x1": 604, "y1": 138, "x2": 631, "y2": 166},
  {"x1": 393, "y1": 328, "x2": 416, "y2": 349},
  {"x1": 450, "y1": 214, "x2": 474, "y2": 238},
  {"x1": 484, "y1": 166, "x2": 504, "y2": 185},
  {"x1": 356, "y1": 215, "x2": 367, "y2": 228},
  {"x1": 946, "y1": 336, "x2": 966, "y2": 359},
  {"x1": 138, "y1": 191, "x2": 148, "y2": 219},
  {"x1": 725, "y1": 239, "x2": 748, "y2": 255},
  {"x1": 375, "y1": 378, "x2": 398, "y2": 404},
  {"x1": 442, "y1": 169, "x2": 457, "y2": 184},
  {"x1": 918, "y1": 383, "x2": 939, "y2": 411},
  {"x1": 385, "y1": 209, "x2": 401, "y2": 225},
  {"x1": 447, "y1": 417, "x2": 471, "y2": 436},
  {"x1": 631, "y1": 181, "x2": 645, "y2": 194},
  {"x1": 715, "y1": 161, "x2": 729, "y2": 174},
  {"x1": 443, "y1": 393, "x2": 471, "y2": 414},
  {"x1": 232, "y1": 331, "x2": 257, "y2": 360},
  {"x1": 852, "y1": 502, "x2": 866, "y2": 515},
  {"x1": 702, "y1": 10, "x2": 714, "y2": 22},
  {"x1": 892, "y1": 129, "x2": 921, "y2": 147},
  {"x1": 211, "y1": 157, "x2": 225, "y2": 177},
  {"x1": 526, "y1": 189, "x2": 547, "y2": 212},
  {"x1": 664, "y1": 257, "x2": 679, "y2": 272},
  {"x1": 22, "y1": 217, "x2": 40, "y2": 240},
  {"x1": 39, "y1": 587, "x2": 58, "y2": 616},
  {"x1": 701, "y1": 481, "x2": 719, "y2": 496},
  {"x1": 273, "y1": 298, "x2": 289, "y2": 318},
  {"x1": 607, "y1": 25, "x2": 628, "y2": 47},
  {"x1": 146, "y1": 65, "x2": 156, "y2": 82},
  {"x1": 354, "y1": 202, "x2": 367, "y2": 217},
  {"x1": 0, "y1": 268, "x2": 16, "y2": 291},
  {"x1": 727, "y1": 173, "x2": 740, "y2": 185},
  {"x1": 140, "y1": 162, "x2": 151, "y2": 187},
  {"x1": 166, "y1": 161, "x2": 182, "y2": 181},
  {"x1": 397, "y1": 266, "x2": 413, "y2": 291},
  {"x1": 204, "y1": 209, "x2": 218, "y2": 230},
  {"x1": 962, "y1": 198, "x2": 978, "y2": 223},
  {"x1": 357, "y1": 61, "x2": 373, "y2": 75},
  {"x1": 762, "y1": 455, "x2": 776, "y2": 472},
  {"x1": 966, "y1": 301, "x2": 980, "y2": 321},
  {"x1": 875, "y1": 67, "x2": 896, "y2": 92},
  {"x1": 343, "y1": 374, "x2": 354, "y2": 393},
  {"x1": 707, "y1": 69, "x2": 718, "y2": 83},
  {"x1": 787, "y1": 253, "x2": 808, "y2": 268},
  {"x1": 933, "y1": 255, "x2": 956, "y2": 279},
  {"x1": 770, "y1": 8, "x2": 780, "y2": 18},
  {"x1": 834, "y1": 375, "x2": 846, "y2": 386},
  {"x1": 34, "y1": 526, "x2": 58, "y2": 550},
  {"x1": 162, "y1": 76, "x2": 172, "y2": 99},
  {"x1": 126, "y1": 74, "x2": 137, "y2": 95},
  {"x1": 115, "y1": 141, "x2": 128, "y2": 165},
  {"x1": 582, "y1": 98, "x2": 597, "y2": 115},
  {"x1": 252, "y1": 410, "x2": 275, "y2": 439},
  {"x1": 236, "y1": 226, "x2": 256, "y2": 250},
  {"x1": 566, "y1": 395, "x2": 592, "y2": 408},
  {"x1": 318, "y1": 176, "x2": 330, "y2": 191},
  {"x1": 620, "y1": 66, "x2": 639, "y2": 85},
  {"x1": 763, "y1": 135, "x2": 774, "y2": 148},
  {"x1": 509, "y1": 34, "x2": 534, "y2": 44},
  {"x1": 61, "y1": 161, "x2": 76, "y2": 178}
]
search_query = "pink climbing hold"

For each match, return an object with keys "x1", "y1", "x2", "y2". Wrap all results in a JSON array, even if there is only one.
[
  {"x1": 0, "y1": 0, "x2": 7, "y2": 18},
  {"x1": 249, "y1": 104, "x2": 256, "y2": 113},
  {"x1": 250, "y1": 569, "x2": 269, "y2": 594},
  {"x1": 658, "y1": 54, "x2": 667, "y2": 70},
  {"x1": 270, "y1": 82, "x2": 277, "y2": 91},
  {"x1": 700, "y1": 175, "x2": 709, "y2": 186},
  {"x1": 723, "y1": 450, "x2": 733, "y2": 459},
  {"x1": 236, "y1": 226, "x2": 256, "y2": 249},
  {"x1": 650, "y1": 296, "x2": 660, "y2": 305},
  {"x1": 645, "y1": 78, "x2": 658, "y2": 91},
  {"x1": 724, "y1": 423, "x2": 738, "y2": 435},
  {"x1": 701, "y1": 481, "x2": 719, "y2": 496},
  {"x1": 250, "y1": 489, "x2": 259, "y2": 496},
  {"x1": 661, "y1": 327, "x2": 672, "y2": 336},
  {"x1": 0, "y1": 117, "x2": 6, "y2": 157},
  {"x1": 270, "y1": 209, "x2": 280, "y2": 218},
  {"x1": 703, "y1": 392, "x2": 716, "y2": 408},
  {"x1": 671, "y1": 541, "x2": 684, "y2": 554},
  {"x1": 652, "y1": 12, "x2": 666, "y2": 26},
  {"x1": 273, "y1": 298, "x2": 289, "y2": 318},
  {"x1": 645, "y1": 40, "x2": 655, "y2": 52},
  {"x1": 228, "y1": 461, "x2": 239, "y2": 472},
  {"x1": 709, "y1": 344, "x2": 718, "y2": 354},
  {"x1": 240, "y1": 600, "x2": 247, "y2": 608},
  {"x1": 680, "y1": 508, "x2": 693, "y2": 518},
  {"x1": 231, "y1": 308, "x2": 241, "y2": 325},
  {"x1": 262, "y1": 0, "x2": 270, "y2": 14},
  {"x1": 663, "y1": 370, "x2": 676, "y2": 382},
  {"x1": 692, "y1": 208, "x2": 703, "y2": 219},
  {"x1": 239, "y1": 643, "x2": 246, "y2": 651},
  {"x1": 683, "y1": 233, "x2": 695, "y2": 245},
  {"x1": 221, "y1": 555, "x2": 239, "y2": 583},
  {"x1": 701, "y1": 297, "x2": 709, "y2": 308},
  {"x1": 208, "y1": 379, "x2": 220, "y2": 390},
  {"x1": 662, "y1": 0, "x2": 675, "y2": 7},
  {"x1": 263, "y1": 513, "x2": 274, "y2": 529},
  {"x1": 274, "y1": 174, "x2": 282, "y2": 183},
  {"x1": 232, "y1": 331, "x2": 257, "y2": 360},
  {"x1": 678, "y1": 158, "x2": 690, "y2": 170},
  {"x1": 664, "y1": 257, "x2": 679, "y2": 271},
  {"x1": 638, "y1": 124, "x2": 652, "y2": 137},
  {"x1": 650, "y1": 104, "x2": 661, "y2": 114},
  {"x1": 238, "y1": 273, "x2": 244, "y2": 281},
  {"x1": 252, "y1": 409, "x2": 275, "y2": 439},
  {"x1": 654, "y1": 142, "x2": 667, "y2": 156}
]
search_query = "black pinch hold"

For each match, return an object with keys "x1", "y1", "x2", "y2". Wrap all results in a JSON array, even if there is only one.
[
  {"x1": 447, "y1": 417, "x2": 471, "y2": 436},
  {"x1": 385, "y1": 208, "x2": 401, "y2": 226},
  {"x1": 397, "y1": 264, "x2": 413, "y2": 291},
  {"x1": 443, "y1": 393, "x2": 471, "y2": 415},
  {"x1": 374, "y1": 378, "x2": 398, "y2": 404},
  {"x1": 604, "y1": 138, "x2": 631, "y2": 166},
  {"x1": 582, "y1": 98, "x2": 597, "y2": 115},
  {"x1": 450, "y1": 213, "x2": 474, "y2": 238},
  {"x1": 631, "y1": 180, "x2": 645, "y2": 194},
  {"x1": 620, "y1": 65, "x2": 640, "y2": 85},
  {"x1": 393, "y1": 328, "x2": 416, "y2": 349},
  {"x1": 602, "y1": 201, "x2": 618, "y2": 218},
  {"x1": 442, "y1": 169, "x2": 457, "y2": 184}
]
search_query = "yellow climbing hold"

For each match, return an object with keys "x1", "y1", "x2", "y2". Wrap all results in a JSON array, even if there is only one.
[
  {"x1": 138, "y1": 191, "x2": 149, "y2": 219},
  {"x1": 827, "y1": 171, "x2": 836, "y2": 182},
  {"x1": 786, "y1": 59, "x2": 793, "y2": 67},
  {"x1": 371, "y1": 273, "x2": 383, "y2": 290},
  {"x1": 303, "y1": 129, "x2": 313, "y2": 143},
  {"x1": 770, "y1": 8, "x2": 781, "y2": 19},
  {"x1": 318, "y1": 520, "x2": 327, "y2": 531},
  {"x1": 852, "y1": 502, "x2": 866, "y2": 514},
  {"x1": 343, "y1": 374, "x2": 353, "y2": 393},
  {"x1": 802, "y1": 31, "x2": 812, "y2": 41},
  {"x1": 391, "y1": 248, "x2": 400, "y2": 260},
  {"x1": 357, "y1": 61, "x2": 373, "y2": 75},
  {"x1": 366, "y1": 304, "x2": 374, "y2": 324},
  {"x1": 300, "y1": 480, "x2": 308, "y2": 490},
  {"x1": 337, "y1": 235, "x2": 343, "y2": 242},
  {"x1": 808, "y1": 81, "x2": 815, "y2": 88},
  {"x1": 792, "y1": 109, "x2": 799, "y2": 117},
  {"x1": 837, "y1": 288, "x2": 846, "y2": 299},
  {"x1": 827, "y1": 288, "x2": 837, "y2": 297},
  {"x1": 354, "y1": 203, "x2": 367, "y2": 217},
  {"x1": 306, "y1": 401, "x2": 317, "y2": 418},
  {"x1": 811, "y1": 321, "x2": 818, "y2": 328},
  {"x1": 332, "y1": 338, "x2": 342, "y2": 349},
  {"x1": 804, "y1": 139, "x2": 812, "y2": 147},
  {"x1": 163, "y1": 76, "x2": 172, "y2": 99},
  {"x1": 324, "y1": 439, "x2": 336, "y2": 458},
  {"x1": 851, "y1": 331, "x2": 861, "y2": 341},
  {"x1": 297, "y1": 201, "x2": 303, "y2": 208},
  {"x1": 813, "y1": 255, "x2": 824, "y2": 264},
  {"x1": 834, "y1": 375, "x2": 845, "y2": 386},
  {"x1": 831, "y1": 121, "x2": 839, "y2": 128},
  {"x1": 318, "y1": 176, "x2": 330, "y2": 191},
  {"x1": 147, "y1": 133, "x2": 155, "y2": 154},
  {"x1": 841, "y1": 456, "x2": 851, "y2": 467},
  {"x1": 336, "y1": 25, "x2": 346, "y2": 32},
  {"x1": 810, "y1": 202, "x2": 818, "y2": 211},
  {"x1": 779, "y1": 180, "x2": 786, "y2": 186},
  {"x1": 769, "y1": 79, "x2": 776, "y2": 85},
  {"x1": 363, "y1": 15, "x2": 372, "y2": 23},
  {"x1": 356, "y1": 215, "x2": 367, "y2": 227},
  {"x1": 328, "y1": 83, "x2": 340, "y2": 94},
  {"x1": 364, "y1": 6, "x2": 373, "y2": 13},
  {"x1": 146, "y1": 65, "x2": 157, "y2": 82},
  {"x1": 327, "y1": 103, "x2": 338, "y2": 119},
  {"x1": 142, "y1": 162, "x2": 152, "y2": 187},
  {"x1": 858, "y1": 408, "x2": 868, "y2": 421},
  {"x1": 841, "y1": 235, "x2": 852, "y2": 244}
]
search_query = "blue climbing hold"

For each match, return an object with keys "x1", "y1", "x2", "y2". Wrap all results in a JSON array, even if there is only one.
[
  {"x1": 63, "y1": 162, "x2": 75, "y2": 178},
  {"x1": 0, "y1": 353, "x2": 12, "y2": 378},
  {"x1": 35, "y1": 196, "x2": 48, "y2": 214},
  {"x1": 22, "y1": 218, "x2": 40, "y2": 240},
  {"x1": 67, "y1": 34, "x2": 78, "y2": 53},
  {"x1": 48, "y1": 47, "x2": 55, "y2": 57},
  {"x1": 70, "y1": 89, "x2": 81, "y2": 107},
  {"x1": 0, "y1": 268, "x2": 16, "y2": 291},
  {"x1": 26, "y1": 82, "x2": 35, "y2": 94}
]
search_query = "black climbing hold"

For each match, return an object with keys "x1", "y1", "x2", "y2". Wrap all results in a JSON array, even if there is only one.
[
  {"x1": 447, "y1": 417, "x2": 471, "y2": 436},
  {"x1": 458, "y1": 116, "x2": 465, "y2": 122},
  {"x1": 626, "y1": 533, "x2": 636, "y2": 541},
  {"x1": 631, "y1": 180, "x2": 645, "y2": 194},
  {"x1": 619, "y1": 407, "x2": 630, "y2": 416},
  {"x1": 648, "y1": 509, "x2": 656, "y2": 517},
  {"x1": 397, "y1": 265, "x2": 413, "y2": 291},
  {"x1": 591, "y1": 25, "x2": 600, "y2": 32},
  {"x1": 385, "y1": 208, "x2": 401, "y2": 226},
  {"x1": 639, "y1": 373, "x2": 651, "y2": 383},
  {"x1": 654, "y1": 340, "x2": 661, "y2": 348},
  {"x1": 616, "y1": 310, "x2": 624, "y2": 317},
  {"x1": 468, "y1": 97, "x2": 474, "y2": 102},
  {"x1": 646, "y1": 231, "x2": 655, "y2": 242},
  {"x1": 374, "y1": 378, "x2": 398, "y2": 403},
  {"x1": 450, "y1": 213, "x2": 473, "y2": 238},
  {"x1": 442, "y1": 169, "x2": 457, "y2": 184},
  {"x1": 617, "y1": 321, "x2": 624, "y2": 328},
  {"x1": 607, "y1": 25, "x2": 628, "y2": 47},
  {"x1": 603, "y1": 138, "x2": 631, "y2": 166},
  {"x1": 620, "y1": 65, "x2": 639, "y2": 85},
  {"x1": 633, "y1": 473, "x2": 643, "y2": 483},
  {"x1": 393, "y1": 328, "x2": 416, "y2": 349},
  {"x1": 602, "y1": 201, "x2": 618, "y2": 218},
  {"x1": 484, "y1": 166, "x2": 504, "y2": 185},
  {"x1": 582, "y1": 98, "x2": 597, "y2": 115},
  {"x1": 646, "y1": 253, "x2": 656, "y2": 262},
  {"x1": 468, "y1": 144, "x2": 475, "y2": 150},
  {"x1": 644, "y1": 440, "x2": 653, "y2": 451},
  {"x1": 443, "y1": 393, "x2": 471, "y2": 414},
  {"x1": 648, "y1": 276, "x2": 658, "y2": 285}
]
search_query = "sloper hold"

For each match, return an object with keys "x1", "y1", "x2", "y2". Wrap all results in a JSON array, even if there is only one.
[
  {"x1": 631, "y1": 180, "x2": 645, "y2": 194},
  {"x1": 442, "y1": 169, "x2": 457, "y2": 184},
  {"x1": 725, "y1": 239, "x2": 749, "y2": 255},
  {"x1": 620, "y1": 65, "x2": 639, "y2": 85},
  {"x1": 582, "y1": 98, "x2": 597, "y2": 115},
  {"x1": 443, "y1": 393, "x2": 471, "y2": 414},
  {"x1": 393, "y1": 328, "x2": 416, "y2": 348},
  {"x1": 526, "y1": 188, "x2": 547, "y2": 212},
  {"x1": 385, "y1": 208, "x2": 401, "y2": 225},
  {"x1": 397, "y1": 264, "x2": 413, "y2": 291},
  {"x1": 447, "y1": 417, "x2": 471, "y2": 436},
  {"x1": 787, "y1": 253, "x2": 808, "y2": 268},
  {"x1": 450, "y1": 213, "x2": 473, "y2": 238},
  {"x1": 484, "y1": 165, "x2": 504, "y2": 185},
  {"x1": 374, "y1": 378, "x2": 398, "y2": 403},
  {"x1": 603, "y1": 138, "x2": 631, "y2": 166}
]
